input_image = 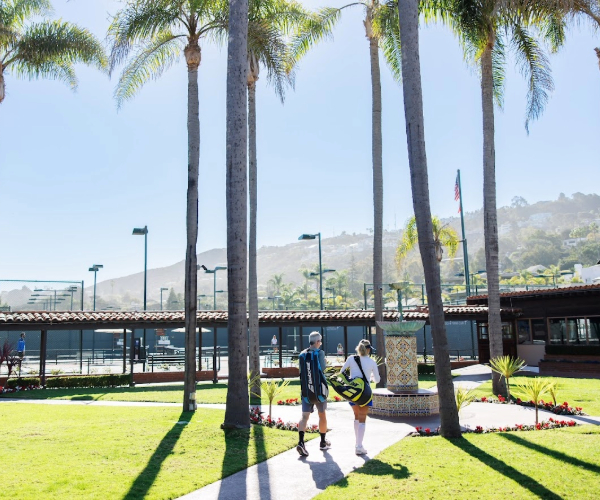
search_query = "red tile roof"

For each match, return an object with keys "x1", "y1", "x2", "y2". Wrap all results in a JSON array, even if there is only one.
[
  {"x1": 468, "y1": 283, "x2": 600, "y2": 301},
  {"x1": 403, "y1": 306, "x2": 521, "y2": 320}
]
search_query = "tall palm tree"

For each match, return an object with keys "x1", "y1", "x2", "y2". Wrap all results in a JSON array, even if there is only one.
[
  {"x1": 0, "y1": 0, "x2": 106, "y2": 104},
  {"x1": 396, "y1": 215, "x2": 460, "y2": 265},
  {"x1": 247, "y1": 0, "x2": 307, "y2": 402},
  {"x1": 429, "y1": 0, "x2": 573, "y2": 395},
  {"x1": 397, "y1": 0, "x2": 462, "y2": 437},
  {"x1": 293, "y1": 1, "x2": 402, "y2": 387},
  {"x1": 224, "y1": 0, "x2": 249, "y2": 429},
  {"x1": 107, "y1": 0, "x2": 228, "y2": 413}
]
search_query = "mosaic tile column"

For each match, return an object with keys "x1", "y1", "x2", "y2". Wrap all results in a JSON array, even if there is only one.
[{"x1": 385, "y1": 334, "x2": 418, "y2": 392}]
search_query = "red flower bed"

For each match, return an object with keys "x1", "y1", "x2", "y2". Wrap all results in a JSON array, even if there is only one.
[
  {"x1": 249, "y1": 407, "x2": 319, "y2": 432},
  {"x1": 474, "y1": 397, "x2": 586, "y2": 416},
  {"x1": 413, "y1": 417, "x2": 578, "y2": 437}
]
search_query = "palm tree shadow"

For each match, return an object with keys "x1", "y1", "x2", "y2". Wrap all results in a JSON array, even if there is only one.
[
  {"x1": 499, "y1": 432, "x2": 600, "y2": 474},
  {"x1": 123, "y1": 411, "x2": 191, "y2": 499},
  {"x1": 328, "y1": 459, "x2": 410, "y2": 490},
  {"x1": 252, "y1": 425, "x2": 272, "y2": 499},
  {"x1": 217, "y1": 427, "x2": 250, "y2": 499},
  {"x1": 448, "y1": 437, "x2": 563, "y2": 500}
]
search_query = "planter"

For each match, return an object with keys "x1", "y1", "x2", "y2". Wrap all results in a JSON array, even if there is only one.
[{"x1": 262, "y1": 367, "x2": 299, "y2": 378}]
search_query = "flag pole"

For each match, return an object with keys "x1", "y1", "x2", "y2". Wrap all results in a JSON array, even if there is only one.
[{"x1": 456, "y1": 169, "x2": 470, "y2": 296}]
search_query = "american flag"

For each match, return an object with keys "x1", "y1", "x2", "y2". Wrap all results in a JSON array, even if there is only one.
[{"x1": 454, "y1": 174, "x2": 461, "y2": 213}]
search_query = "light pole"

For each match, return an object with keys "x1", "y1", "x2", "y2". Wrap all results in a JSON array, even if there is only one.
[
  {"x1": 160, "y1": 287, "x2": 168, "y2": 311},
  {"x1": 299, "y1": 233, "x2": 324, "y2": 309},
  {"x1": 68, "y1": 286, "x2": 78, "y2": 310},
  {"x1": 325, "y1": 287, "x2": 336, "y2": 309},
  {"x1": 267, "y1": 295, "x2": 281, "y2": 310},
  {"x1": 133, "y1": 226, "x2": 148, "y2": 366},
  {"x1": 197, "y1": 294, "x2": 209, "y2": 310},
  {"x1": 203, "y1": 266, "x2": 227, "y2": 310},
  {"x1": 88, "y1": 265, "x2": 103, "y2": 311}
]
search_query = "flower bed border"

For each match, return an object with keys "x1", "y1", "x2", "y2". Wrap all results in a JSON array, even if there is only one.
[
  {"x1": 476, "y1": 396, "x2": 586, "y2": 415},
  {"x1": 249, "y1": 407, "x2": 319, "y2": 432}
]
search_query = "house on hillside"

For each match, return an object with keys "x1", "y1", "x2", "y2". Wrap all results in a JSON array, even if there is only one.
[{"x1": 575, "y1": 263, "x2": 600, "y2": 284}]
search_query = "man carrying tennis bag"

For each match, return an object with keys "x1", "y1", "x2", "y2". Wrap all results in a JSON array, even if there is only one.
[{"x1": 296, "y1": 331, "x2": 330, "y2": 456}]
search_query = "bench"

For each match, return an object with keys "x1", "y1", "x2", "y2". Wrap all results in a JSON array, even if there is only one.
[{"x1": 148, "y1": 354, "x2": 185, "y2": 372}]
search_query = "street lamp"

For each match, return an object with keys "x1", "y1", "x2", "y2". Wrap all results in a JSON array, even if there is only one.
[
  {"x1": 267, "y1": 295, "x2": 282, "y2": 310},
  {"x1": 88, "y1": 265, "x2": 103, "y2": 311},
  {"x1": 68, "y1": 285, "x2": 78, "y2": 310},
  {"x1": 160, "y1": 287, "x2": 169, "y2": 311},
  {"x1": 299, "y1": 233, "x2": 325, "y2": 309},
  {"x1": 325, "y1": 287, "x2": 336, "y2": 309},
  {"x1": 132, "y1": 226, "x2": 148, "y2": 310},
  {"x1": 202, "y1": 265, "x2": 227, "y2": 310}
]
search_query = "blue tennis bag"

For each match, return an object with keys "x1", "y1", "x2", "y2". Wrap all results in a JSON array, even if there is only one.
[{"x1": 299, "y1": 348, "x2": 329, "y2": 404}]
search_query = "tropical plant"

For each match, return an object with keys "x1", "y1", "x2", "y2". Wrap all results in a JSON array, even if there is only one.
[
  {"x1": 292, "y1": 0, "x2": 402, "y2": 387},
  {"x1": 268, "y1": 273, "x2": 286, "y2": 296},
  {"x1": 396, "y1": 0, "x2": 461, "y2": 437},
  {"x1": 396, "y1": 215, "x2": 460, "y2": 265},
  {"x1": 547, "y1": 378, "x2": 560, "y2": 406},
  {"x1": 251, "y1": 378, "x2": 290, "y2": 418},
  {"x1": 425, "y1": 0, "x2": 576, "y2": 395},
  {"x1": 455, "y1": 384, "x2": 476, "y2": 415},
  {"x1": 0, "y1": 0, "x2": 106, "y2": 104},
  {"x1": 224, "y1": 0, "x2": 250, "y2": 429},
  {"x1": 514, "y1": 377, "x2": 553, "y2": 425},
  {"x1": 108, "y1": 0, "x2": 230, "y2": 413},
  {"x1": 247, "y1": 0, "x2": 309, "y2": 404},
  {"x1": 489, "y1": 355, "x2": 526, "y2": 400}
]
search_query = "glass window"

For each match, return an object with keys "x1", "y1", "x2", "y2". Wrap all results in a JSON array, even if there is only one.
[
  {"x1": 589, "y1": 317, "x2": 600, "y2": 344},
  {"x1": 478, "y1": 323, "x2": 489, "y2": 340},
  {"x1": 502, "y1": 322, "x2": 514, "y2": 340},
  {"x1": 566, "y1": 319, "x2": 586, "y2": 344},
  {"x1": 549, "y1": 318, "x2": 566, "y2": 344},
  {"x1": 531, "y1": 319, "x2": 547, "y2": 344},
  {"x1": 517, "y1": 320, "x2": 531, "y2": 344}
]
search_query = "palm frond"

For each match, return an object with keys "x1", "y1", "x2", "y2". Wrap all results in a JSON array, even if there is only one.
[
  {"x1": 510, "y1": 22, "x2": 554, "y2": 132},
  {"x1": 396, "y1": 216, "x2": 419, "y2": 263},
  {"x1": 491, "y1": 31, "x2": 506, "y2": 108},
  {"x1": 11, "y1": 57, "x2": 76, "y2": 88},
  {"x1": 107, "y1": 0, "x2": 183, "y2": 74},
  {"x1": 290, "y1": 6, "x2": 344, "y2": 62},
  {"x1": 16, "y1": 20, "x2": 106, "y2": 70},
  {"x1": 539, "y1": 12, "x2": 566, "y2": 53},
  {"x1": 3, "y1": 0, "x2": 52, "y2": 30},
  {"x1": 374, "y1": 1, "x2": 402, "y2": 83},
  {"x1": 114, "y1": 32, "x2": 182, "y2": 108}
]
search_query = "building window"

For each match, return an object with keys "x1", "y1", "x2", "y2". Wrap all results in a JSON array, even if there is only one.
[
  {"x1": 517, "y1": 320, "x2": 531, "y2": 344},
  {"x1": 549, "y1": 318, "x2": 565, "y2": 344},
  {"x1": 502, "y1": 322, "x2": 514, "y2": 340},
  {"x1": 531, "y1": 319, "x2": 547, "y2": 344},
  {"x1": 478, "y1": 323, "x2": 488, "y2": 340},
  {"x1": 588, "y1": 318, "x2": 600, "y2": 344},
  {"x1": 567, "y1": 319, "x2": 586, "y2": 344}
]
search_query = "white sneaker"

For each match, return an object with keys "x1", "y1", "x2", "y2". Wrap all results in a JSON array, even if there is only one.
[{"x1": 355, "y1": 445, "x2": 367, "y2": 455}]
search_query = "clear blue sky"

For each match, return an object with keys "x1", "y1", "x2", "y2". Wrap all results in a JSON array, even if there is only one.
[{"x1": 0, "y1": 0, "x2": 598, "y2": 289}]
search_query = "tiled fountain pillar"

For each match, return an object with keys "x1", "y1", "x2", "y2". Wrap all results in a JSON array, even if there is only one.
[{"x1": 385, "y1": 334, "x2": 418, "y2": 392}]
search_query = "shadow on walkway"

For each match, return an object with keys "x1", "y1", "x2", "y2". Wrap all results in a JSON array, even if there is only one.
[
  {"x1": 448, "y1": 437, "x2": 563, "y2": 500},
  {"x1": 304, "y1": 451, "x2": 345, "y2": 491},
  {"x1": 500, "y1": 432, "x2": 600, "y2": 474},
  {"x1": 252, "y1": 425, "x2": 272, "y2": 500},
  {"x1": 323, "y1": 458, "x2": 410, "y2": 490},
  {"x1": 123, "y1": 411, "x2": 191, "y2": 499}
]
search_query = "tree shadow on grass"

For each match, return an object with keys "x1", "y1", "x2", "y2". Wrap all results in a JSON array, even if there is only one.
[
  {"x1": 448, "y1": 437, "x2": 563, "y2": 500},
  {"x1": 252, "y1": 425, "x2": 272, "y2": 499},
  {"x1": 328, "y1": 459, "x2": 410, "y2": 490},
  {"x1": 123, "y1": 411, "x2": 191, "y2": 500},
  {"x1": 499, "y1": 433, "x2": 600, "y2": 474},
  {"x1": 217, "y1": 427, "x2": 250, "y2": 500}
]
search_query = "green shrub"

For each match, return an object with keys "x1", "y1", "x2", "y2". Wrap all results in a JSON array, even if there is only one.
[
  {"x1": 418, "y1": 364, "x2": 435, "y2": 375},
  {"x1": 46, "y1": 374, "x2": 129, "y2": 389},
  {"x1": 6, "y1": 377, "x2": 40, "y2": 388}
]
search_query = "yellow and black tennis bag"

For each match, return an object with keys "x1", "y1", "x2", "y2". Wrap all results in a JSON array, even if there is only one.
[{"x1": 328, "y1": 356, "x2": 372, "y2": 406}]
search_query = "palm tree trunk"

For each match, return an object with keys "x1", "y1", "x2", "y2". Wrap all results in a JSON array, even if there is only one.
[
  {"x1": 397, "y1": 0, "x2": 461, "y2": 437},
  {"x1": 183, "y1": 42, "x2": 201, "y2": 413},
  {"x1": 248, "y1": 78, "x2": 261, "y2": 401},
  {"x1": 366, "y1": 14, "x2": 386, "y2": 387},
  {"x1": 481, "y1": 38, "x2": 505, "y2": 396},
  {"x1": 0, "y1": 65, "x2": 5, "y2": 103},
  {"x1": 224, "y1": 0, "x2": 250, "y2": 428}
]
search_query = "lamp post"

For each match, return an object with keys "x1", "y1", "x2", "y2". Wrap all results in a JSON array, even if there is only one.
[
  {"x1": 203, "y1": 266, "x2": 227, "y2": 310},
  {"x1": 68, "y1": 286, "x2": 78, "y2": 310},
  {"x1": 88, "y1": 265, "x2": 103, "y2": 311},
  {"x1": 197, "y1": 294, "x2": 209, "y2": 310},
  {"x1": 133, "y1": 226, "x2": 148, "y2": 367},
  {"x1": 160, "y1": 287, "x2": 168, "y2": 311},
  {"x1": 267, "y1": 295, "x2": 281, "y2": 310},
  {"x1": 325, "y1": 287, "x2": 336, "y2": 309},
  {"x1": 299, "y1": 233, "x2": 324, "y2": 309}
]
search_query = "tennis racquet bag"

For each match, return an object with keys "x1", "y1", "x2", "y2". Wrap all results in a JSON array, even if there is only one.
[
  {"x1": 299, "y1": 349, "x2": 329, "y2": 404},
  {"x1": 328, "y1": 356, "x2": 372, "y2": 406}
]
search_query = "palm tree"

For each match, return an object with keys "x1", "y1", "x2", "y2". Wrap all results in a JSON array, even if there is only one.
[
  {"x1": 430, "y1": 0, "x2": 573, "y2": 395},
  {"x1": 396, "y1": 0, "x2": 462, "y2": 437},
  {"x1": 224, "y1": 0, "x2": 249, "y2": 429},
  {"x1": 293, "y1": 1, "x2": 401, "y2": 387},
  {"x1": 247, "y1": 0, "x2": 307, "y2": 402},
  {"x1": 396, "y1": 215, "x2": 460, "y2": 265},
  {"x1": 268, "y1": 273, "x2": 286, "y2": 295},
  {"x1": 107, "y1": 0, "x2": 228, "y2": 413},
  {"x1": 0, "y1": 0, "x2": 106, "y2": 104}
]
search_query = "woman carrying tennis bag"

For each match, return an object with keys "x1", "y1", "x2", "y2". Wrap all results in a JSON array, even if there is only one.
[{"x1": 335, "y1": 339, "x2": 380, "y2": 455}]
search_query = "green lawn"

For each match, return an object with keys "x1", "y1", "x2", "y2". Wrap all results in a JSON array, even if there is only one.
[
  {"x1": 0, "y1": 403, "x2": 310, "y2": 499},
  {"x1": 471, "y1": 375, "x2": 600, "y2": 416},
  {"x1": 1, "y1": 375, "x2": 439, "y2": 404},
  {"x1": 316, "y1": 426, "x2": 600, "y2": 499}
]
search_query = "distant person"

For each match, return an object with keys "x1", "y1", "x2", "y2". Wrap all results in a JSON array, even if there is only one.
[
  {"x1": 16, "y1": 332, "x2": 26, "y2": 359},
  {"x1": 271, "y1": 335, "x2": 278, "y2": 353},
  {"x1": 297, "y1": 331, "x2": 330, "y2": 456},
  {"x1": 340, "y1": 339, "x2": 379, "y2": 455},
  {"x1": 337, "y1": 343, "x2": 344, "y2": 356}
]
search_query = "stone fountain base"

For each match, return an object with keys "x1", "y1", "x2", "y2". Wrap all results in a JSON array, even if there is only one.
[{"x1": 371, "y1": 388, "x2": 439, "y2": 417}]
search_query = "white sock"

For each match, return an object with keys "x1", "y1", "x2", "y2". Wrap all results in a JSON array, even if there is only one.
[
  {"x1": 357, "y1": 423, "x2": 366, "y2": 448},
  {"x1": 354, "y1": 420, "x2": 359, "y2": 442}
]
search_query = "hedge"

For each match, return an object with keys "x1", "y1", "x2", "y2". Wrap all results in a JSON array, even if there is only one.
[
  {"x1": 6, "y1": 377, "x2": 40, "y2": 388},
  {"x1": 46, "y1": 374, "x2": 130, "y2": 388},
  {"x1": 545, "y1": 345, "x2": 600, "y2": 356},
  {"x1": 417, "y1": 363, "x2": 435, "y2": 375}
]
